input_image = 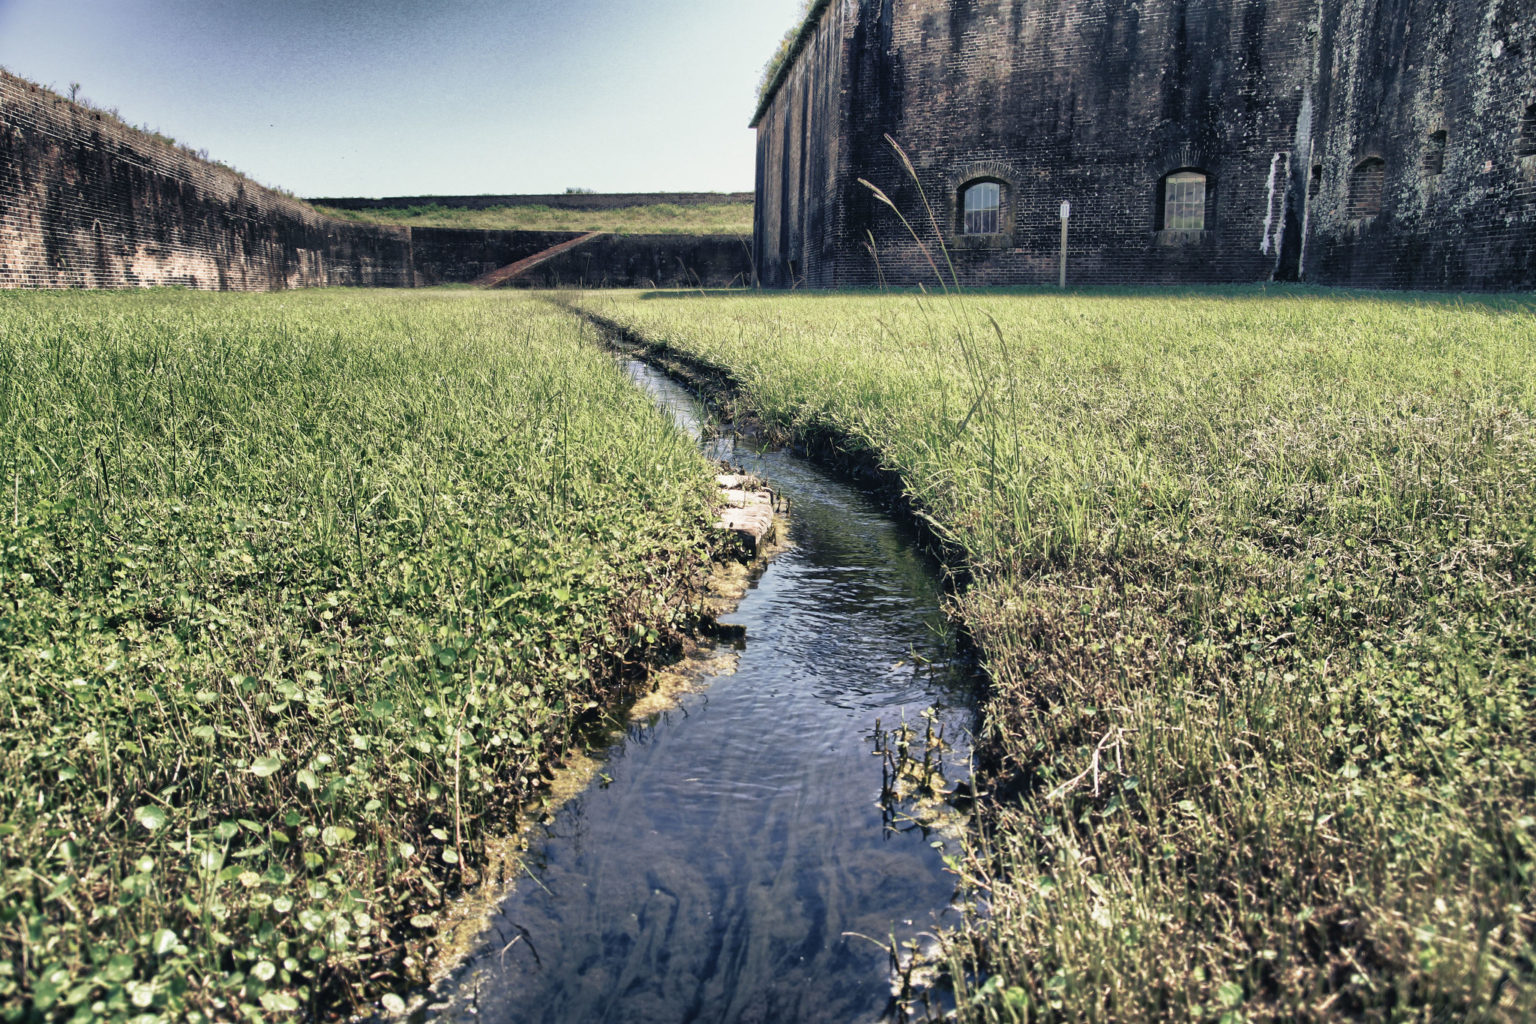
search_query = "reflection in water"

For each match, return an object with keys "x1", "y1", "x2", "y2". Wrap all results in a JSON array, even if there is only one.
[{"x1": 430, "y1": 360, "x2": 980, "y2": 1024}]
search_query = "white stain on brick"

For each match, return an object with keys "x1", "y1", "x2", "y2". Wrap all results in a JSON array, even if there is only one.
[{"x1": 1261, "y1": 151, "x2": 1287, "y2": 255}]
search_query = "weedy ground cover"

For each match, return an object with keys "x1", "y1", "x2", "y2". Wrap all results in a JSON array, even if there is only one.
[
  {"x1": 573, "y1": 286, "x2": 1536, "y2": 1022},
  {"x1": 313, "y1": 203, "x2": 753, "y2": 237},
  {"x1": 0, "y1": 289, "x2": 718, "y2": 1021}
]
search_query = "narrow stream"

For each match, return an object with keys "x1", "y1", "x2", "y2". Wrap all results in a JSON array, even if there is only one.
[{"x1": 428, "y1": 359, "x2": 981, "y2": 1023}]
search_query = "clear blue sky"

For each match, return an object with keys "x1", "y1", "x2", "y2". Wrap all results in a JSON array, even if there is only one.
[{"x1": 0, "y1": 0, "x2": 803, "y2": 197}]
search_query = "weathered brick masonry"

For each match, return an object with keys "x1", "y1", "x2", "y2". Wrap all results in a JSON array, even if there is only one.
[
  {"x1": 509, "y1": 234, "x2": 756, "y2": 289},
  {"x1": 0, "y1": 71, "x2": 413, "y2": 290},
  {"x1": 409, "y1": 229, "x2": 585, "y2": 286},
  {"x1": 755, "y1": 0, "x2": 1536, "y2": 291},
  {"x1": 381, "y1": 228, "x2": 755, "y2": 289},
  {"x1": 1306, "y1": 0, "x2": 1536, "y2": 288}
]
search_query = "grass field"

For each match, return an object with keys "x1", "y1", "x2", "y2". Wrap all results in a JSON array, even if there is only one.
[
  {"x1": 313, "y1": 202, "x2": 754, "y2": 237},
  {"x1": 573, "y1": 286, "x2": 1536, "y2": 1022},
  {"x1": 0, "y1": 290, "x2": 719, "y2": 1022}
]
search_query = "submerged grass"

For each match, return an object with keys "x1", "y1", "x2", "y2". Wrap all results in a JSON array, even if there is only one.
[
  {"x1": 0, "y1": 289, "x2": 719, "y2": 1021},
  {"x1": 312, "y1": 203, "x2": 753, "y2": 237},
  {"x1": 572, "y1": 286, "x2": 1536, "y2": 1022}
]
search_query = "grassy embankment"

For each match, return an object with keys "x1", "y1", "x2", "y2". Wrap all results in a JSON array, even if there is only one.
[
  {"x1": 313, "y1": 203, "x2": 753, "y2": 237},
  {"x1": 0, "y1": 290, "x2": 719, "y2": 1022},
  {"x1": 573, "y1": 287, "x2": 1536, "y2": 1022}
]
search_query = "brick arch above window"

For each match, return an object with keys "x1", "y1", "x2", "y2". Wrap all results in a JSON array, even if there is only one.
[
  {"x1": 947, "y1": 160, "x2": 1020, "y2": 194},
  {"x1": 1150, "y1": 143, "x2": 1215, "y2": 179}
]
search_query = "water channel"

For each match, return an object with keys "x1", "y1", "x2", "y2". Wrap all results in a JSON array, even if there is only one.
[{"x1": 427, "y1": 359, "x2": 982, "y2": 1023}]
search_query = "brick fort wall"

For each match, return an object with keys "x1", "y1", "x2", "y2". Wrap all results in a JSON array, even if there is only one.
[
  {"x1": 755, "y1": 0, "x2": 1536, "y2": 292},
  {"x1": 509, "y1": 235, "x2": 756, "y2": 289},
  {"x1": 409, "y1": 229, "x2": 585, "y2": 286}
]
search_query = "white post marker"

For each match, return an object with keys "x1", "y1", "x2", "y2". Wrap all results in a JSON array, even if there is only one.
[{"x1": 1059, "y1": 200, "x2": 1071, "y2": 290}]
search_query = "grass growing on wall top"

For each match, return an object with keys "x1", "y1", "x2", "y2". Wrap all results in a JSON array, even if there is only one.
[
  {"x1": 755, "y1": 0, "x2": 824, "y2": 109},
  {"x1": 0, "y1": 69, "x2": 312, "y2": 204},
  {"x1": 314, "y1": 202, "x2": 754, "y2": 237},
  {"x1": 0, "y1": 289, "x2": 718, "y2": 1021},
  {"x1": 573, "y1": 285, "x2": 1536, "y2": 1022}
]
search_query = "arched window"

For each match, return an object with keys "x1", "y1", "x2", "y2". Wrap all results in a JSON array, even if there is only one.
[
  {"x1": 1159, "y1": 170, "x2": 1207, "y2": 231},
  {"x1": 961, "y1": 181, "x2": 1001, "y2": 235},
  {"x1": 1423, "y1": 131, "x2": 1447, "y2": 175},
  {"x1": 1519, "y1": 104, "x2": 1536, "y2": 157},
  {"x1": 1348, "y1": 158, "x2": 1385, "y2": 219}
]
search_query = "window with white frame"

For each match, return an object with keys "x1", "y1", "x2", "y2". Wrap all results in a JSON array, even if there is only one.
[
  {"x1": 962, "y1": 181, "x2": 1001, "y2": 235},
  {"x1": 1161, "y1": 171, "x2": 1207, "y2": 231}
]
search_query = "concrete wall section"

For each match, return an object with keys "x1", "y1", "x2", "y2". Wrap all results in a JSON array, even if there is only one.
[{"x1": 0, "y1": 72, "x2": 413, "y2": 291}]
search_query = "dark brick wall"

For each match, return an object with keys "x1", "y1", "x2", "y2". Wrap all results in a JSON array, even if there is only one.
[
  {"x1": 756, "y1": 0, "x2": 1536, "y2": 292},
  {"x1": 314, "y1": 192, "x2": 754, "y2": 212},
  {"x1": 0, "y1": 72, "x2": 413, "y2": 290},
  {"x1": 409, "y1": 228, "x2": 583, "y2": 286},
  {"x1": 508, "y1": 235, "x2": 755, "y2": 290},
  {"x1": 753, "y1": 0, "x2": 853, "y2": 288},
  {"x1": 1303, "y1": 0, "x2": 1536, "y2": 289}
]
